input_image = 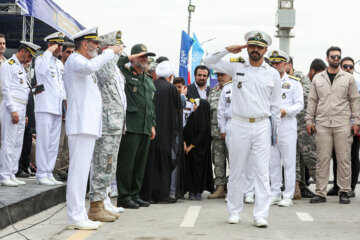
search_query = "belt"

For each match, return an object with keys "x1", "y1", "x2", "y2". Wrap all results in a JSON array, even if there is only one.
[
  {"x1": 232, "y1": 114, "x2": 267, "y2": 123},
  {"x1": 13, "y1": 97, "x2": 28, "y2": 105}
]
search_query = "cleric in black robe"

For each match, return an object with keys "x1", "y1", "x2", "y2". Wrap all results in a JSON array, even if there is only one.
[
  {"x1": 140, "y1": 61, "x2": 183, "y2": 202},
  {"x1": 183, "y1": 99, "x2": 214, "y2": 200}
]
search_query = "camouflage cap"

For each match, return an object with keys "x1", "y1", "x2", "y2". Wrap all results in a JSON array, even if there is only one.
[{"x1": 99, "y1": 30, "x2": 124, "y2": 47}]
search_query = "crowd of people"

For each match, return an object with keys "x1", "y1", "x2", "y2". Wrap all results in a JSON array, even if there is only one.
[{"x1": 0, "y1": 27, "x2": 359, "y2": 230}]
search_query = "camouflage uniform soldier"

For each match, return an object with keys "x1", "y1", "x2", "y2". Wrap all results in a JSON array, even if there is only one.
[
  {"x1": 208, "y1": 71, "x2": 231, "y2": 199},
  {"x1": 88, "y1": 31, "x2": 126, "y2": 222},
  {"x1": 294, "y1": 70, "x2": 317, "y2": 199}
]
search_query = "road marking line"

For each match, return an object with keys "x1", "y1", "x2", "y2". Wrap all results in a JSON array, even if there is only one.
[
  {"x1": 180, "y1": 206, "x2": 201, "y2": 227},
  {"x1": 66, "y1": 230, "x2": 94, "y2": 240},
  {"x1": 296, "y1": 212, "x2": 314, "y2": 222}
]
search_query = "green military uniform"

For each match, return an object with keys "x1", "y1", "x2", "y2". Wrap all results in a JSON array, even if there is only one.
[
  {"x1": 116, "y1": 44, "x2": 156, "y2": 204},
  {"x1": 294, "y1": 70, "x2": 317, "y2": 190}
]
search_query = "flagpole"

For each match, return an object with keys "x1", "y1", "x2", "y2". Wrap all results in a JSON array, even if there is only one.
[{"x1": 187, "y1": 0, "x2": 195, "y2": 35}]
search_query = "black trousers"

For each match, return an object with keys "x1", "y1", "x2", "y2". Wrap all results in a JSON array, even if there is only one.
[
  {"x1": 18, "y1": 126, "x2": 33, "y2": 172},
  {"x1": 332, "y1": 135, "x2": 360, "y2": 190}
]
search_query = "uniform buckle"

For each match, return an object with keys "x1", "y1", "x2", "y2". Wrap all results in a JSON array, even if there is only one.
[{"x1": 249, "y1": 118, "x2": 255, "y2": 123}]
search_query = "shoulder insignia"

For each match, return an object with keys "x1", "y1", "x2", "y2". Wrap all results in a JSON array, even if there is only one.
[
  {"x1": 289, "y1": 75, "x2": 301, "y2": 81},
  {"x1": 40, "y1": 54, "x2": 43, "y2": 57},
  {"x1": 8, "y1": 59, "x2": 15, "y2": 65},
  {"x1": 223, "y1": 80, "x2": 233, "y2": 86},
  {"x1": 230, "y1": 57, "x2": 245, "y2": 63}
]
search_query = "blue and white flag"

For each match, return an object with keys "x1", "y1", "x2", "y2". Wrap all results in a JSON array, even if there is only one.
[
  {"x1": 191, "y1": 33, "x2": 204, "y2": 83},
  {"x1": 16, "y1": 0, "x2": 85, "y2": 38},
  {"x1": 179, "y1": 30, "x2": 194, "y2": 84}
]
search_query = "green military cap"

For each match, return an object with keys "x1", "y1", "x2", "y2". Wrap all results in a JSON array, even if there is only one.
[
  {"x1": 99, "y1": 30, "x2": 124, "y2": 47},
  {"x1": 131, "y1": 43, "x2": 156, "y2": 57}
]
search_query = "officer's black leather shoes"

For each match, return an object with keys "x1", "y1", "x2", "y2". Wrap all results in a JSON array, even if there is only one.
[
  {"x1": 310, "y1": 195, "x2": 326, "y2": 203},
  {"x1": 327, "y1": 186, "x2": 339, "y2": 196},
  {"x1": 16, "y1": 170, "x2": 30, "y2": 178},
  {"x1": 301, "y1": 187, "x2": 316, "y2": 198},
  {"x1": 348, "y1": 190, "x2": 355, "y2": 198},
  {"x1": 339, "y1": 192, "x2": 350, "y2": 204},
  {"x1": 133, "y1": 198, "x2": 151, "y2": 207},
  {"x1": 117, "y1": 199, "x2": 140, "y2": 209}
]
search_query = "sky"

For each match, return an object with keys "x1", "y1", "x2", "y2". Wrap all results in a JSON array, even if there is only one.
[{"x1": 54, "y1": 0, "x2": 360, "y2": 78}]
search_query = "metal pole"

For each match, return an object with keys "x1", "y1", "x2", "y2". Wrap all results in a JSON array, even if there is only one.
[
  {"x1": 22, "y1": 16, "x2": 26, "y2": 41},
  {"x1": 187, "y1": 0, "x2": 192, "y2": 35},
  {"x1": 30, "y1": 16, "x2": 34, "y2": 43}
]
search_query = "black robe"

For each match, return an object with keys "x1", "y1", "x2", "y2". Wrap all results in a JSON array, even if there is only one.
[
  {"x1": 183, "y1": 99, "x2": 214, "y2": 194},
  {"x1": 140, "y1": 78, "x2": 183, "y2": 202}
]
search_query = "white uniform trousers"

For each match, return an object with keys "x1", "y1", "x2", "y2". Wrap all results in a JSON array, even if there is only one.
[
  {"x1": 66, "y1": 134, "x2": 96, "y2": 224},
  {"x1": 227, "y1": 118, "x2": 271, "y2": 218},
  {"x1": 269, "y1": 117, "x2": 297, "y2": 199},
  {"x1": 0, "y1": 102, "x2": 26, "y2": 180},
  {"x1": 225, "y1": 119, "x2": 255, "y2": 198},
  {"x1": 35, "y1": 112, "x2": 62, "y2": 179}
]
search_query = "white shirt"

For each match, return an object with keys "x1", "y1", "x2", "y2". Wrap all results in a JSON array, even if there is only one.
[
  {"x1": 280, "y1": 73, "x2": 304, "y2": 117},
  {"x1": 34, "y1": 50, "x2": 66, "y2": 115},
  {"x1": 0, "y1": 56, "x2": 7, "y2": 104},
  {"x1": 63, "y1": 49, "x2": 115, "y2": 138},
  {"x1": 203, "y1": 48, "x2": 282, "y2": 124},
  {"x1": 195, "y1": 81, "x2": 207, "y2": 99},
  {"x1": 217, "y1": 82, "x2": 232, "y2": 133},
  {"x1": 0, "y1": 54, "x2": 30, "y2": 112}
]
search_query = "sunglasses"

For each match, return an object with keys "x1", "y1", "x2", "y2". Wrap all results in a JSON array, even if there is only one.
[
  {"x1": 65, "y1": 50, "x2": 74, "y2": 54},
  {"x1": 330, "y1": 55, "x2": 341, "y2": 60},
  {"x1": 342, "y1": 64, "x2": 354, "y2": 70}
]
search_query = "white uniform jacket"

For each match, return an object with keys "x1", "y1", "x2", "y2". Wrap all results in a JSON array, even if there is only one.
[
  {"x1": 0, "y1": 54, "x2": 30, "y2": 112},
  {"x1": 280, "y1": 73, "x2": 304, "y2": 118},
  {"x1": 63, "y1": 49, "x2": 115, "y2": 138},
  {"x1": 217, "y1": 82, "x2": 232, "y2": 133},
  {"x1": 203, "y1": 48, "x2": 282, "y2": 125},
  {"x1": 35, "y1": 50, "x2": 66, "y2": 115}
]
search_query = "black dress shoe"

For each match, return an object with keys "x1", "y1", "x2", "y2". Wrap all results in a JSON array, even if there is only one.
[
  {"x1": 301, "y1": 187, "x2": 316, "y2": 198},
  {"x1": 59, "y1": 173, "x2": 68, "y2": 181},
  {"x1": 117, "y1": 199, "x2": 140, "y2": 209},
  {"x1": 310, "y1": 195, "x2": 326, "y2": 203},
  {"x1": 348, "y1": 190, "x2": 355, "y2": 198},
  {"x1": 24, "y1": 168, "x2": 36, "y2": 176},
  {"x1": 339, "y1": 192, "x2": 350, "y2": 204},
  {"x1": 133, "y1": 198, "x2": 151, "y2": 207},
  {"x1": 16, "y1": 170, "x2": 30, "y2": 178},
  {"x1": 327, "y1": 186, "x2": 339, "y2": 196}
]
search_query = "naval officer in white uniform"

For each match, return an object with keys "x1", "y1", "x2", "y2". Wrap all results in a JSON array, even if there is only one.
[
  {"x1": 268, "y1": 50, "x2": 304, "y2": 207},
  {"x1": 35, "y1": 32, "x2": 66, "y2": 186},
  {"x1": 63, "y1": 27, "x2": 122, "y2": 230},
  {"x1": 218, "y1": 78, "x2": 256, "y2": 204},
  {"x1": 203, "y1": 30, "x2": 282, "y2": 228},
  {"x1": 0, "y1": 41, "x2": 40, "y2": 187}
]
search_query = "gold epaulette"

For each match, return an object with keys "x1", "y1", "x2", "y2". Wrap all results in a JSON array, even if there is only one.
[
  {"x1": 223, "y1": 80, "x2": 233, "y2": 86},
  {"x1": 230, "y1": 57, "x2": 245, "y2": 63},
  {"x1": 289, "y1": 75, "x2": 301, "y2": 81},
  {"x1": 8, "y1": 59, "x2": 15, "y2": 65}
]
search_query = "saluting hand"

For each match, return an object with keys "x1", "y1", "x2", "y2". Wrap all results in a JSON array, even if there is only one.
[
  {"x1": 108, "y1": 45, "x2": 124, "y2": 54},
  {"x1": 47, "y1": 44, "x2": 59, "y2": 53},
  {"x1": 225, "y1": 45, "x2": 248, "y2": 54},
  {"x1": 128, "y1": 52, "x2": 147, "y2": 61}
]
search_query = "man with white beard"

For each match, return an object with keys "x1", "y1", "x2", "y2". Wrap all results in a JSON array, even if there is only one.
[{"x1": 63, "y1": 27, "x2": 122, "y2": 230}]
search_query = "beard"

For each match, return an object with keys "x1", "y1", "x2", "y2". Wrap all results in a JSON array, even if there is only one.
[
  {"x1": 329, "y1": 61, "x2": 339, "y2": 68},
  {"x1": 249, "y1": 51, "x2": 262, "y2": 62},
  {"x1": 134, "y1": 58, "x2": 148, "y2": 71},
  {"x1": 87, "y1": 45, "x2": 98, "y2": 58},
  {"x1": 196, "y1": 79, "x2": 206, "y2": 86}
]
